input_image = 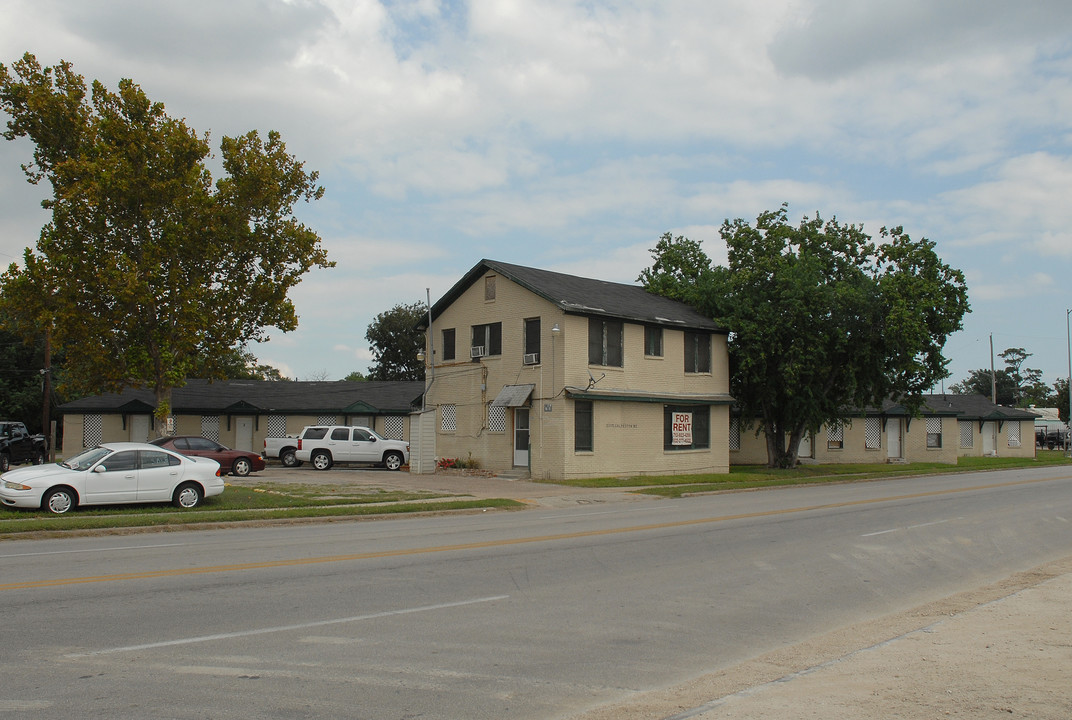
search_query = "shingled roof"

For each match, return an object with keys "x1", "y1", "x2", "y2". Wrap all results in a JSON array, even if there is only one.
[
  {"x1": 425, "y1": 259, "x2": 724, "y2": 332},
  {"x1": 58, "y1": 379, "x2": 425, "y2": 415}
]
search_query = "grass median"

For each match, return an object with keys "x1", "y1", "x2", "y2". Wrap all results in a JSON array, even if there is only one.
[
  {"x1": 0, "y1": 483, "x2": 525, "y2": 535},
  {"x1": 545, "y1": 450, "x2": 1072, "y2": 498}
]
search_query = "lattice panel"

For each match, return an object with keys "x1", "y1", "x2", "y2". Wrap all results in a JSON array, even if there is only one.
[
  {"x1": 729, "y1": 417, "x2": 740, "y2": 451},
  {"x1": 959, "y1": 421, "x2": 974, "y2": 448},
  {"x1": 1007, "y1": 421, "x2": 1021, "y2": 447},
  {"x1": 926, "y1": 417, "x2": 942, "y2": 434},
  {"x1": 489, "y1": 406, "x2": 506, "y2": 433},
  {"x1": 201, "y1": 416, "x2": 220, "y2": 441},
  {"x1": 317, "y1": 415, "x2": 337, "y2": 425},
  {"x1": 865, "y1": 417, "x2": 881, "y2": 449},
  {"x1": 440, "y1": 404, "x2": 457, "y2": 432},
  {"x1": 384, "y1": 416, "x2": 405, "y2": 440},
  {"x1": 827, "y1": 421, "x2": 843, "y2": 449},
  {"x1": 83, "y1": 414, "x2": 103, "y2": 447},
  {"x1": 267, "y1": 416, "x2": 287, "y2": 437}
]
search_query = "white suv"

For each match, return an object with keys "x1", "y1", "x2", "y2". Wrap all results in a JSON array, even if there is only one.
[{"x1": 295, "y1": 426, "x2": 410, "y2": 471}]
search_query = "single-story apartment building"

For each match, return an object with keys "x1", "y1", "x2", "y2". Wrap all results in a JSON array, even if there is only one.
[
  {"x1": 731, "y1": 394, "x2": 1038, "y2": 465},
  {"x1": 57, "y1": 379, "x2": 424, "y2": 457}
]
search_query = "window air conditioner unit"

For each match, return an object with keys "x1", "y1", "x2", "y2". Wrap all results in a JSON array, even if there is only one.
[
  {"x1": 471, "y1": 346, "x2": 486, "y2": 358},
  {"x1": 523, "y1": 353, "x2": 539, "y2": 365}
]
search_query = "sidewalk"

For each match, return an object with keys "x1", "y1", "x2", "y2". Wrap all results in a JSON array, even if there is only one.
[{"x1": 577, "y1": 556, "x2": 1072, "y2": 720}]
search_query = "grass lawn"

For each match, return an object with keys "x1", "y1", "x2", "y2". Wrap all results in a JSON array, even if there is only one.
[
  {"x1": 0, "y1": 483, "x2": 525, "y2": 535},
  {"x1": 545, "y1": 450, "x2": 1072, "y2": 499}
]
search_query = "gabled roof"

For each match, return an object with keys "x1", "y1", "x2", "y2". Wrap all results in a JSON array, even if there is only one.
[
  {"x1": 58, "y1": 379, "x2": 425, "y2": 415},
  {"x1": 424, "y1": 259, "x2": 724, "y2": 332}
]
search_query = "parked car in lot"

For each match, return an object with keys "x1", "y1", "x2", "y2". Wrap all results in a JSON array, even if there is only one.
[
  {"x1": 0, "y1": 442, "x2": 224, "y2": 514},
  {"x1": 149, "y1": 436, "x2": 266, "y2": 476},
  {"x1": 295, "y1": 426, "x2": 410, "y2": 471},
  {"x1": 0, "y1": 421, "x2": 48, "y2": 472},
  {"x1": 263, "y1": 435, "x2": 303, "y2": 467}
]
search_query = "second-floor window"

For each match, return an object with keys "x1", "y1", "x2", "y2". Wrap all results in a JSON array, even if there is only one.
[
  {"x1": 684, "y1": 332, "x2": 711, "y2": 373},
  {"x1": 471, "y1": 322, "x2": 502, "y2": 359},
  {"x1": 589, "y1": 317, "x2": 623, "y2": 367},
  {"x1": 442, "y1": 328, "x2": 456, "y2": 361},
  {"x1": 524, "y1": 318, "x2": 541, "y2": 364},
  {"x1": 645, "y1": 326, "x2": 663, "y2": 357}
]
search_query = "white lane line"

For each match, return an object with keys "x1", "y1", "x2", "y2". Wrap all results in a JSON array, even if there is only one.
[
  {"x1": 66, "y1": 595, "x2": 510, "y2": 657},
  {"x1": 861, "y1": 519, "x2": 954, "y2": 537},
  {"x1": 0, "y1": 543, "x2": 186, "y2": 559}
]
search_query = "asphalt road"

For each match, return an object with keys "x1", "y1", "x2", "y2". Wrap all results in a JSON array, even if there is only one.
[{"x1": 2, "y1": 465, "x2": 1071, "y2": 719}]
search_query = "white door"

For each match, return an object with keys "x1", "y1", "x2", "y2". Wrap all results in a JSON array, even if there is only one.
[
  {"x1": 513, "y1": 409, "x2": 530, "y2": 467},
  {"x1": 798, "y1": 432, "x2": 812, "y2": 459},
  {"x1": 982, "y1": 421, "x2": 997, "y2": 455},
  {"x1": 887, "y1": 420, "x2": 902, "y2": 459},
  {"x1": 235, "y1": 417, "x2": 254, "y2": 451},
  {"x1": 130, "y1": 415, "x2": 150, "y2": 443}
]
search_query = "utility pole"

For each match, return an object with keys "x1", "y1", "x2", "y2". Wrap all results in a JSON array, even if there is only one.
[
  {"x1": 41, "y1": 327, "x2": 53, "y2": 460},
  {"x1": 990, "y1": 333, "x2": 996, "y2": 404}
]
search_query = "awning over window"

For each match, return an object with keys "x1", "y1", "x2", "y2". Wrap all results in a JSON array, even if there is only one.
[{"x1": 490, "y1": 384, "x2": 535, "y2": 407}]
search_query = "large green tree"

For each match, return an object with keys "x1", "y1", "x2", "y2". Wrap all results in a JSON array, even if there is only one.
[
  {"x1": 365, "y1": 302, "x2": 426, "y2": 381},
  {"x1": 640, "y1": 205, "x2": 970, "y2": 467},
  {"x1": 0, "y1": 53, "x2": 331, "y2": 426}
]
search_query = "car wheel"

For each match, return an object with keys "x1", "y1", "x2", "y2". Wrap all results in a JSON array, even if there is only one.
[
  {"x1": 232, "y1": 457, "x2": 252, "y2": 477},
  {"x1": 173, "y1": 482, "x2": 203, "y2": 509},
  {"x1": 383, "y1": 451, "x2": 404, "y2": 471},
  {"x1": 43, "y1": 487, "x2": 76, "y2": 514},
  {"x1": 281, "y1": 449, "x2": 301, "y2": 467},
  {"x1": 33, "y1": 449, "x2": 46, "y2": 465},
  {"x1": 0, "y1": 453, "x2": 9, "y2": 473},
  {"x1": 311, "y1": 451, "x2": 332, "y2": 471}
]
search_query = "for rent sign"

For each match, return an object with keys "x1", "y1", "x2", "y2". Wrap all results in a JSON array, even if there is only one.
[{"x1": 672, "y1": 412, "x2": 693, "y2": 446}]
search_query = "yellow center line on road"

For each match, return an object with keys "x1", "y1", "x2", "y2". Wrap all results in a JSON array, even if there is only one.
[{"x1": 2, "y1": 474, "x2": 1067, "y2": 592}]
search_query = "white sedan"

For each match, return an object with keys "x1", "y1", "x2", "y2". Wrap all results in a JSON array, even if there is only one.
[{"x1": 0, "y1": 442, "x2": 224, "y2": 514}]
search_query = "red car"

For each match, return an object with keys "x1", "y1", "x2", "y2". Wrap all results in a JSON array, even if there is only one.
[{"x1": 149, "y1": 436, "x2": 266, "y2": 477}]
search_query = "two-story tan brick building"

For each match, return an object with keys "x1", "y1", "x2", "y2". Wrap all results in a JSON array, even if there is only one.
[{"x1": 419, "y1": 259, "x2": 733, "y2": 480}]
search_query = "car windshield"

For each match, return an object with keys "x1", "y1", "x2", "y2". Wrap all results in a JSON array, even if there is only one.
[{"x1": 62, "y1": 446, "x2": 112, "y2": 471}]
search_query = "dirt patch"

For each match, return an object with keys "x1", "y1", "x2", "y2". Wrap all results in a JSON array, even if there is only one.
[{"x1": 573, "y1": 556, "x2": 1072, "y2": 720}]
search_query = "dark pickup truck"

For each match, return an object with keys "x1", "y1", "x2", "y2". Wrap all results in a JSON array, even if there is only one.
[{"x1": 0, "y1": 421, "x2": 48, "y2": 472}]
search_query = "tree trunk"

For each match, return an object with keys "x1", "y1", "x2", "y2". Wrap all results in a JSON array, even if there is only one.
[{"x1": 153, "y1": 385, "x2": 172, "y2": 438}]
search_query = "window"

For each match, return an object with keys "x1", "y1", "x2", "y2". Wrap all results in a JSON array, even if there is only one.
[
  {"x1": 588, "y1": 317, "x2": 623, "y2": 367},
  {"x1": 663, "y1": 405, "x2": 710, "y2": 451},
  {"x1": 471, "y1": 322, "x2": 502, "y2": 359},
  {"x1": 827, "y1": 421, "x2": 844, "y2": 450},
  {"x1": 1008, "y1": 421, "x2": 1021, "y2": 448},
  {"x1": 684, "y1": 332, "x2": 711, "y2": 373},
  {"x1": 442, "y1": 328, "x2": 456, "y2": 361},
  {"x1": 441, "y1": 404, "x2": 457, "y2": 432},
  {"x1": 331, "y1": 428, "x2": 349, "y2": 440},
  {"x1": 101, "y1": 450, "x2": 138, "y2": 472},
  {"x1": 524, "y1": 318, "x2": 541, "y2": 364},
  {"x1": 644, "y1": 326, "x2": 663, "y2": 357},
  {"x1": 926, "y1": 417, "x2": 943, "y2": 448},
  {"x1": 959, "y1": 420, "x2": 974, "y2": 449},
  {"x1": 353, "y1": 428, "x2": 374, "y2": 441},
  {"x1": 140, "y1": 450, "x2": 178, "y2": 469},
  {"x1": 575, "y1": 400, "x2": 593, "y2": 452},
  {"x1": 865, "y1": 417, "x2": 881, "y2": 449},
  {"x1": 485, "y1": 275, "x2": 496, "y2": 301}
]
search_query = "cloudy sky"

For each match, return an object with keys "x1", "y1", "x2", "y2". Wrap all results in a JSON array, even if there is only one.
[{"x1": 1, "y1": 0, "x2": 1070, "y2": 391}]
